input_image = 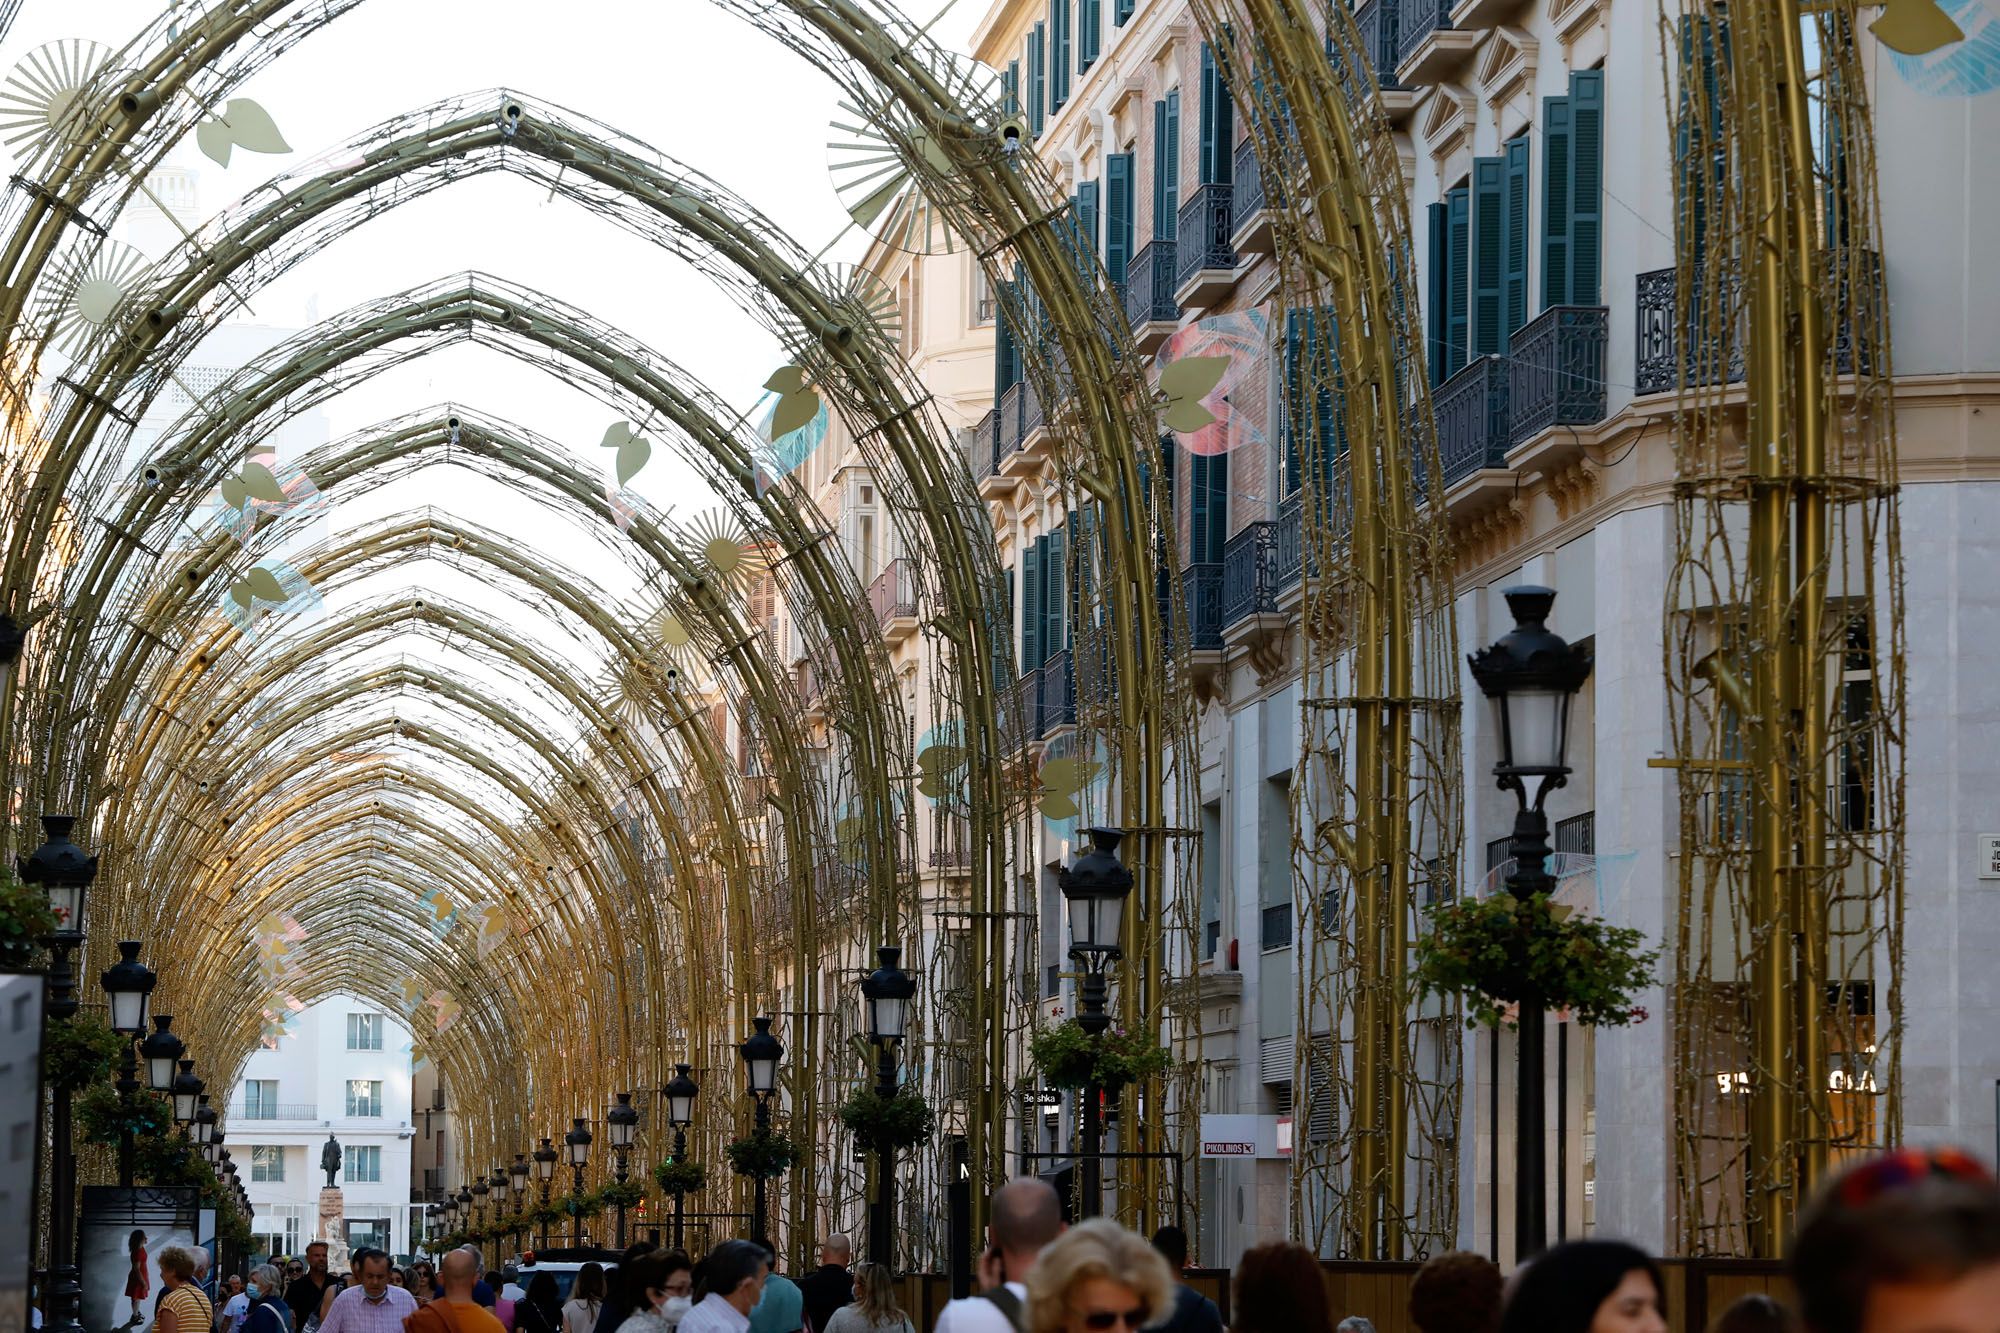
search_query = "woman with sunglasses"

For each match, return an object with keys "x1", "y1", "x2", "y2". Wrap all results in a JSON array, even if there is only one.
[
  {"x1": 1227, "y1": 1243, "x2": 1334, "y2": 1333},
  {"x1": 1024, "y1": 1220, "x2": 1174, "y2": 1333}
]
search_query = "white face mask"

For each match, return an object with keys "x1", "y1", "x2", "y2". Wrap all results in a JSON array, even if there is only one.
[{"x1": 661, "y1": 1297, "x2": 693, "y2": 1323}]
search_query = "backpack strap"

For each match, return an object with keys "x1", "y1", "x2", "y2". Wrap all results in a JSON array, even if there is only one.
[{"x1": 977, "y1": 1288, "x2": 1026, "y2": 1333}]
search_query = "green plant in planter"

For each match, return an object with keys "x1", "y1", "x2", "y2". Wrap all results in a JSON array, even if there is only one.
[
  {"x1": 0, "y1": 871, "x2": 54, "y2": 968},
  {"x1": 1029, "y1": 1021, "x2": 1172, "y2": 1091},
  {"x1": 837, "y1": 1086, "x2": 935, "y2": 1155},
  {"x1": 528, "y1": 1200, "x2": 564, "y2": 1228},
  {"x1": 653, "y1": 1158, "x2": 708, "y2": 1196},
  {"x1": 725, "y1": 1128, "x2": 799, "y2": 1180},
  {"x1": 44, "y1": 1013, "x2": 124, "y2": 1091},
  {"x1": 1413, "y1": 892, "x2": 1660, "y2": 1030},
  {"x1": 562, "y1": 1188, "x2": 603, "y2": 1219},
  {"x1": 76, "y1": 1084, "x2": 173, "y2": 1147},
  {"x1": 597, "y1": 1179, "x2": 644, "y2": 1209}
]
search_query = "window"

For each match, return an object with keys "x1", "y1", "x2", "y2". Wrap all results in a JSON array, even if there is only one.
[
  {"x1": 1188, "y1": 453, "x2": 1228, "y2": 564},
  {"x1": 347, "y1": 1146, "x2": 382, "y2": 1183},
  {"x1": 345, "y1": 1080, "x2": 383, "y2": 1118},
  {"x1": 1258, "y1": 775, "x2": 1292, "y2": 950},
  {"x1": 1199, "y1": 801, "x2": 1223, "y2": 959},
  {"x1": 1198, "y1": 44, "x2": 1234, "y2": 186},
  {"x1": 250, "y1": 1145, "x2": 285, "y2": 1182},
  {"x1": 253, "y1": 1205, "x2": 304, "y2": 1257},
  {"x1": 1050, "y1": 0, "x2": 1071, "y2": 111},
  {"x1": 1028, "y1": 23, "x2": 1047, "y2": 136},
  {"x1": 1152, "y1": 92, "x2": 1181, "y2": 240},
  {"x1": 346, "y1": 1013, "x2": 384, "y2": 1050},
  {"x1": 1542, "y1": 69, "x2": 1605, "y2": 308},
  {"x1": 1104, "y1": 153, "x2": 1134, "y2": 286},
  {"x1": 1261, "y1": 903, "x2": 1293, "y2": 952},
  {"x1": 243, "y1": 1079, "x2": 279, "y2": 1119},
  {"x1": 1079, "y1": 0, "x2": 1101, "y2": 70}
]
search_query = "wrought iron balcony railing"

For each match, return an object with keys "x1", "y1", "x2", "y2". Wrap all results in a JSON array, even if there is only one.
[
  {"x1": 1434, "y1": 354, "x2": 1511, "y2": 486},
  {"x1": 999, "y1": 380, "x2": 1028, "y2": 457},
  {"x1": 866, "y1": 557, "x2": 918, "y2": 628},
  {"x1": 1221, "y1": 521, "x2": 1278, "y2": 627},
  {"x1": 1274, "y1": 492, "x2": 1305, "y2": 593},
  {"x1": 1397, "y1": 0, "x2": 1455, "y2": 67},
  {"x1": 1125, "y1": 238, "x2": 1181, "y2": 327},
  {"x1": 1233, "y1": 138, "x2": 1266, "y2": 234},
  {"x1": 1353, "y1": 0, "x2": 1404, "y2": 89},
  {"x1": 970, "y1": 409, "x2": 999, "y2": 482},
  {"x1": 1175, "y1": 183, "x2": 1237, "y2": 292},
  {"x1": 1038, "y1": 646, "x2": 1075, "y2": 733},
  {"x1": 1508, "y1": 305, "x2": 1609, "y2": 446},
  {"x1": 1634, "y1": 251, "x2": 1879, "y2": 396},
  {"x1": 1014, "y1": 664, "x2": 1043, "y2": 742},
  {"x1": 1180, "y1": 562, "x2": 1225, "y2": 651}
]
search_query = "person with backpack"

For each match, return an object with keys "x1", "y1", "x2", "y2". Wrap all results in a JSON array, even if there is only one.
[{"x1": 933, "y1": 1179, "x2": 1065, "y2": 1333}]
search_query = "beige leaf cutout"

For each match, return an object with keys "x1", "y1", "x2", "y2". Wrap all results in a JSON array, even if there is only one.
[
  {"x1": 198, "y1": 98, "x2": 291, "y2": 167},
  {"x1": 1159, "y1": 353, "x2": 1232, "y2": 435},
  {"x1": 195, "y1": 118, "x2": 234, "y2": 168},
  {"x1": 1871, "y1": 0, "x2": 1964, "y2": 54},
  {"x1": 764, "y1": 366, "x2": 809, "y2": 395},
  {"x1": 245, "y1": 567, "x2": 285, "y2": 602},
  {"x1": 228, "y1": 580, "x2": 254, "y2": 609},
  {"x1": 616, "y1": 436, "x2": 650, "y2": 487},
  {"x1": 601, "y1": 420, "x2": 636, "y2": 450},
  {"x1": 220, "y1": 475, "x2": 248, "y2": 511},
  {"x1": 241, "y1": 461, "x2": 286, "y2": 503},
  {"x1": 771, "y1": 385, "x2": 822, "y2": 440}
]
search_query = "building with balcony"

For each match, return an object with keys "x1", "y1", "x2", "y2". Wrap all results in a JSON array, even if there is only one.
[{"x1": 226, "y1": 996, "x2": 418, "y2": 1258}]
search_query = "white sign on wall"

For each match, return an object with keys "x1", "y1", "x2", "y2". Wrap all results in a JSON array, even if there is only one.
[
  {"x1": 1981, "y1": 835, "x2": 2000, "y2": 880},
  {"x1": 1199, "y1": 1113, "x2": 1286, "y2": 1159}
]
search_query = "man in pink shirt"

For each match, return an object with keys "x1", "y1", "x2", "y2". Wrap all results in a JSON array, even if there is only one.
[{"x1": 318, "y1": 1251, "x2": 416, "y2": 1333}]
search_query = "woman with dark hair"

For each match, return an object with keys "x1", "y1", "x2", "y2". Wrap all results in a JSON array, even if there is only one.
[
  {"x1": 123, "y1": 1229, "x2": 151, "y2": 1330},
  {"x1": 563, "y1": 1264, "x2": 608, "y2": 1333},
  {"x1": 1708, "y1": 1294, "x2": 1798, "y2": 1333},
  {"x1": 517, "y1": 1273, "x2": 565, "y2": 1333},
  {"x1": 1408, "y1": 1251, "x2": 1502, "y2": 1333},
  {"x1": 616, "y1": 1252, "x2": 698, "y2": 1333},
  {"x1": 1786, "y1": 1146, "x2": 2000, "y2": 1333},
  {"x1": 1228, "y1": 1242, "x2": 1334, "y2": 1333},
  {"x1": 593, "y1": 1243, "x2": 662, "y2": 1333},
  {"x1": 1499, "y1": 1241, "x2": 1665, "y2": 1333}
]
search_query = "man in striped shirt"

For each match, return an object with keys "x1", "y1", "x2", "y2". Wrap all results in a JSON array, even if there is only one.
[{"x1": 317, "y1": 1250, "x2": 415, "y2": 1333}]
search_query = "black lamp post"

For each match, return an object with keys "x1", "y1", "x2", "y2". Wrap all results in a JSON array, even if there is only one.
[
  {"x1": 533, "y1": 1136, "x2": 558, "y2": 1248},
  {"x1": 739, "y1": 1016, "x2": 784, "y2": 1242},
  {"x1": 662, "y1": 1065, "x2": 698, "y2": 1251},
  {"x1": 1468, "y1": 585, "x2": 1593, "y2": 1262},
  {"x1": 470, "y1": 1177, "x2": 491, "y2": 1264},
  {"x1": 607, "y1": 1093, "x2": 639, "y2": 1247},
  {"x1": 456, "y1": 1186, "x2": 473, "y2": 1246},
  {"x1": 1059, "y1": 827, "x2": 1134, "y2": 1219},
  {"x1": 170, "y1": 1059, "x2": 204, "y2": 1125},
  {"x1": 490, "y1": 1166, "x2": 511, "y2": 1261},
  {"x1": 564, "y1": 1117, "x2": 592, "y2": 1246},
  {"x1": 509, "y1": 1154, "x2": 531, "y2": 1251},
  {"x1": 140, "y1": 1016, "x2": 184, "y2": 1093},
  {"x1": 861, "y1": 947, "x2": 915, "y2": 1265},
  {"x1": 192, "y1": 1096, "x2": 216, "y2": 1152},
  {"x1": 22, "y1": 815, "x2": 96, "y2": 1333},
  {"x1": 100, "y1": 941, "x2": 157, "y2": 1189}
]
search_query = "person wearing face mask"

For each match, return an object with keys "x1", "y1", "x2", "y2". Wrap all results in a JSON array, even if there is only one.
[
  {"x1": 242, "y1": 1267, "x2": 289, "y2": 1333},
  {"x1": 614, "y1": 1253, "x2": 697, "y2": 1333}
]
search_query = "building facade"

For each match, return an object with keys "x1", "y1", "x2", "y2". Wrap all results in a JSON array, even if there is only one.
[{"x1": 228, "y1": 996, "x2": 418, "y2": 1258}]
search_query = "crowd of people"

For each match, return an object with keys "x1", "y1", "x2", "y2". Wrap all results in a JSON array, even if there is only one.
[{"x1": 199, "y1": 1145, "x2": 1997, "y2": 1333}]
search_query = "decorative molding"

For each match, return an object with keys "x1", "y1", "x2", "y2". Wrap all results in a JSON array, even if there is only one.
[
  {"x1": 1419, "y1": 83, "x2": 1477, "y2": 162},
  {"x1": 1546, "y1": 457, "x2": 1598, "y2": 519},
  {"x1": 1477, "y1": 26, "x2": 1539, "y2": 126},
  {"x1": 1552, "y1": 0, "x2": 1610, "y2": 44},
  {"x1": 1149, "y1": 20, "x2": 1190, "y2": 68},
  {"x1": 1452, "y1": 494, "x2": 1530, "y2": 570}
]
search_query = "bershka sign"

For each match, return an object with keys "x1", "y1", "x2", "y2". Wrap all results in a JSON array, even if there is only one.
[{"x1": 1198, "y1": 1114, "x2": 1284, "y2": 1159}]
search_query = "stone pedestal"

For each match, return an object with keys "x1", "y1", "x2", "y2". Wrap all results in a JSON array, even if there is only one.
[{"x1": 317, "y1": 1188, "x2": 350, "y2": 1272}]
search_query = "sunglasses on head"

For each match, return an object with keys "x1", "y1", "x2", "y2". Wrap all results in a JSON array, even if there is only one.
[{"x1": 1081, "y1": 1310, "x2": 1150, "y2": 1331}]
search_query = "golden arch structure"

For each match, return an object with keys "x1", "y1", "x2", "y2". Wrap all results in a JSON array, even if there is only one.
[{"x1": 8, "y1": 0, "x2": 1906, "y2": 1276}]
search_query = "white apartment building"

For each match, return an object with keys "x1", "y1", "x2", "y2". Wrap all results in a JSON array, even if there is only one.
[{"x1": 228, "y1": 995, "x2": 419, "y2": 1258}]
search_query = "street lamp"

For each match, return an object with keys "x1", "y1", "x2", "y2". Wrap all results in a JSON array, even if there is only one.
[
  {"x1": 607, "y1": 1093, "x2": 639, "y2": 1247},
  {"x1": 738, "y1": 1016, "x2": 784, "y2": 1241},
  {"x1": 100, "y1": 941, "x2": 157, "y2": 1189},
  {"x1": 193, "y1": 1096, "x2": 216, "y2": 1148},
  {"x1": 861, "y1": 946, "x2": 915, "y2": 1265},
  {"x1": 1059, "y1": 827, "x2": 1134, "y2": 1218},
  {"x1": 565, "y1": 1117, "x2": 592, "y2": 1246},
  {"x1": 508, "y1": 1154, "x2": 531, "y2": 1252},
  {"x1": 170, "y1": 1060, "x2": 204, "y2": 1124},
  {"x1": 533, "y1": 1136, "x2": 558, "y2": 1248},
  {"x1": 19, "y1": 814, "x2": 96, "y2": 1333},
  {"x1": 1468, "y1": 584, "x2": 1592, "y2": 1262},
  {"x1": 140, "y1": 1016, "x2": 184, "y2": 1092},
  {"x1": 662, "y1": 1065, "x2": 698, "y2": 1251}
]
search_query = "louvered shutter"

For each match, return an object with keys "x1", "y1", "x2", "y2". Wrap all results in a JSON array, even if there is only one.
[
  {"x1": 1005, "y1": 60, "x2": 1021, "y2": 118},
  {"x1": 1029, "y1": 24, "x2": 1047, "y2": 135},
  {"x1": 1043, "y1": 525, "x2": 1066, "y2": 656},
  {"x1": 1427, "y1": 201, "x2": 1450, "y2": 388},
  {"x1": 1105, "y1": 153, "x2": 1134, "y2": 285},
  {"x1": 1021, "y1": 541, "x2": 1043, "y2": 671},
  {"x1": 1503, "y1": 136, "x2": 1529, "y2": 345},
  {"x1": 1471, "y1": 157, "x2": 1505, "y2": 356},
  {"x1": 1051, "y1": 0, "x2": 1070, "y2": 110},
  {"x1": 1190, "y1": 452, "x2": 1229, "y2": 564},
  {"x1": 1542, "y1": 92, "x2": 1572, "y2": 309},
  {"x1": 1446, "y1": 186, "x2": 1470, "y2": 377},
  {"x1": 1570, "y1": 69, "x2": 1604, "y2": 306},
  {"x1": 1162, "y1": 91, "x2": 1182, "y2": 236},
  {"x1": 994, "y1": 295, "x2": 1019, "y2": 399},
  {"x1": 1199, "y1": 45, "x2": 1234, "y2": 185},
  {"x1": 1115, "y1": 0, "x2": 1134, "y2": 24},
  {"x1": 1079, "y1": 0, "x2": 1100, "y2": 70},
  {"x1": 1076, "y1": 180, "x2": 1099, "y2": 272}
]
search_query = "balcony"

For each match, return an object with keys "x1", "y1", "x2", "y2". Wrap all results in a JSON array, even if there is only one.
[
  {"x1": 1125, "y1": 239, "x2": 1181, "y2": 353},
  {"x1": 969, "y1": 409, "x2": 999, "y2": 486},
  {"x1": 994, "y1": 380, "x2": 1030, "y2": 484},
  {"x1": 232, "y1": 1102, "x2": 319, "y2": 1122},
  {"x1": 1179, "y1": 562, "x2": 1225, "y2": 654},
  {"x1": 1221, "y1": 522, "x2": 1280, "y2": 628},
  {"x1": 1038, "y1": 646, "x2": 1076, "y2": 735},
  {"x1": 1175, "y1": 183, "x2": 1238, "y2": 310},
  {"x1": 1433, "y1": 354, "x2": 1512, "y2": 491},
  {"x1": 1014, "y1": 665, "x2": 1043, "y2": 746},
  {"x1": 1508, "y1": 305, "x2": 1609, "y2": 447},
  {"x1": 1397, "y1": 0, "x2": 1477, "y2": 84},
  {"x1": 1633, "y1": 252, "x2": 1878, "y2": 398},
  {"x1": 1231, "y1": 138, "x2": 1274, "y2": 256},
  {"x1": 866, "y1": 557, "x2": 920, "y2": 645},
  {"x1": 1349, "y1": 0, "x2": 1415, "y2": 120},
  {"x1": 1274, "y1": 493, "x2": 1306, "y2": 596},
  {"x1": 1015, "y1": 376, "x2": 1048, "y2": 461}
]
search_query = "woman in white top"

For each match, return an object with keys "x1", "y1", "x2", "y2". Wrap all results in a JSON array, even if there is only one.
[
  {"x1": 563, "y1": 1264, "x2": 609, "y2": 1333},
  {"x1": 822, "y1": 1265, "x2": 914, "y2": 1333}
]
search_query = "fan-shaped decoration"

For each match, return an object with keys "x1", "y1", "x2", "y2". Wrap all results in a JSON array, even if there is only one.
[
  {"x1": 781, "y1": 262, "x2": 901, "y2": 353},
  {"x1": 1038, "y1": 735, "x2": 1109, "y2": 834},
  {"x1": 827, "y1": 58, "x2": 1000, "y2": 257},
  {"x1": 193, "y1": 97, "x2": 292, "y2": 168},
  {"x1": 35, "y1": 238, "x2": 152, "y2": 360},
  {"x1": 1157, "y1": 307, "x2": 1273, "y2": 456},
  {"x1": 0, "y1": 39, "x2": 115, "y2": 152},
  {"x1": 683, "y1": 509, "x2": 771, "y2": 595},
  {"x1": 915, "y1": 720, "x2": 968, "y2": 808},
  {"x1": 1886, "y1": 0, "x2": 1998, "y2": 95}
]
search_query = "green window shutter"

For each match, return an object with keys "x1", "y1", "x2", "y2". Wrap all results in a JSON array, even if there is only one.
[
  {"x1": 1021, "y1": 542, "x2": 1043, "y2": 671},
  {"x1": 1105, "y1": 153, "x2": 1134, "y2": 285},
  {"x1": 1446, "y1": 186, "x2": 1470, "y2": 378},
  {"x1": 1503, "y1": 136, "x2": 1529, "y2": 344},
  {"x1": 1115, "y1": 0, "x2": 1134, "y2": 24},
  {"x1": 1427, "y1": 201, "x2": 1449, "y2": 387},
  {"x1": 1029, "y1": 25, "x2": 1047, "y2": 135},
  {"x1": 1004, "y1": 60, "x2": 1021, "y2": 118},
  {"x1": 1077, "y1": 180, "x2": 1099, "y2": 270},
  {"x1": 1163, "y1": 90, "x2": 1182, "y2": 234},
  {"x1": 1051, "y1": 0, "x2": 1070, "y2": 111},
  {"x1": 1284, "y1": 309, "x2": 1304, "y2": 493},
  {"x1": 994, "y1": 300, "x2": 1017, "y2": 400},
  {"x1": 1541, "y1": 92, "x2": 1573, "y2": 309},
  {"x1": 1079, "y1": 0, "x2": 1100, "y2": 70},
  {"x1": 1190, "y1": 451, "x2": 1229, "y2": 564},
  {"x1": 1569, "y1": 69, "x2": 1604, "y2": 306},
  {"x1": 1043, "y1": 525, "x2": 1066, "y2": 657},
  {"x1": 1471, "y1": 156, "x2": 1505, "y2": 356},
  {"x1": 1199, "y1": 45, "x2": 1234, "y2": 185},
  {"x1": 1152, "y1": 101, "x2": 1169, "y2": 240}
]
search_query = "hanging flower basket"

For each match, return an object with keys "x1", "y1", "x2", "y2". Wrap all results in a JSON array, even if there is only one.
[
  {"x1": 725, "y1": 1128, "x2": 799, "y2": 1180},
  {"x1": 76, "y1": 1084, "x2": 173, "y2": 1148},
  {"x1": 0, "y1": 872, "x2": 54, "y2": 968},
  {"x1": 1413, "y1": 891, "x2": 1660, "y2": 1030},
  {"x1": 597, "y1": 1179, "x2": 644, "y2": 1209},
  {"x1": 837, "y1": 1086, "x2": 935, "y2": 1155},
  {"x1": 44, "y1": 1013, "x2": 124, "y2": 1092},
  {"x1": 562, "y1": 1189, "x2": 604, "y2": 1219},
  {"x1": 1029, "y1": 1021, "x2": 1172, "y2": 1092},
  {"x1": 654, "y1": 1158, "x2": 708, "y2": 1197},
  {"x1": 528, "y1": 1200, "x2": 564, "y2": 1228}
]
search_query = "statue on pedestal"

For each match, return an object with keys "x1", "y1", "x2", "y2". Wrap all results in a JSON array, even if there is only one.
[{"x1": 320, "y1": 1134, "x2": 342, "y2": 1189}]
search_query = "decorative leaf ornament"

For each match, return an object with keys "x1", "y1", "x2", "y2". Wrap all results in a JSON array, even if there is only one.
[
  {"x1": 1038, "y1": 754, "x2": 1104, "y2": 822},
  {"x1": 193, "y1": 98, "x2": 291, "y2": 167},
  {"x1": 0, "y1": 40, "x2": 116, "y2": 152},
  {"x1": 227, "y1": 566, "x2": 285, "y2": 609},
  {"x1": 1157, "y1": 354, "x2": 1233, "y2": 433},
  {"x1": 764, "y1": 367, "x2": 822, "y2": 440},
  {"x1": 916, "y1": 743, "x2": 968, "y2": 802},
  {"x1": 1872, "y1": 0, "x2": 1965, "y2": 54},
  {"x1": 601, "y1": 420, "x2": 652, "y2": 486},
  {"x1": 218, "y1": 461, "x2": 287, "y2": 512}
]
